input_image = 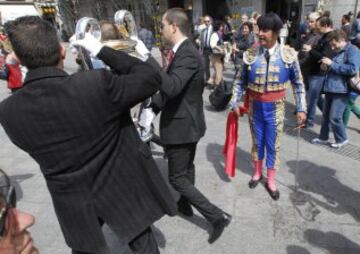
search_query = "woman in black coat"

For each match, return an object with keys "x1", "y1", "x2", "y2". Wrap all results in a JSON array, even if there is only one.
[{"x1": 232, "y1": 22, "x2": 255, "y2": 72}]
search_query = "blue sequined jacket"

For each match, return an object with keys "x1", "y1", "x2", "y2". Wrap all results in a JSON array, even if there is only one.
[{"x1": 231, "y1": 44, "x2": 307, "y2": 112}]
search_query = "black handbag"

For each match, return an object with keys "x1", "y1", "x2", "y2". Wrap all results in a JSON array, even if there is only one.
[{"x1": 209, "y1": 80, "x2": 233, "y2": 111}]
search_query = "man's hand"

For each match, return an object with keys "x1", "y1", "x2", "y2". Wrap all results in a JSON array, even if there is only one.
[
  {"x1": 296, "y1": 112, "x2": 306, "y2": 127},
  {"x1": 321, "y1": 57, "x2": 332, "y2": 66},
  {"x1": 232, "y1": 43, "x2": 239, "y2": 53},
  {"x1": 131, "y1": 36, "x2": 150, "y2": 61},
  {"x1": 71, "y1": 33, "x2": 103, "y2": 57},
  {"x1": 0, "y1": 209, "x2": 38, "y2": 254},
  {"x1": 302, "y1": 44, "x2": 311, "y2": 52},
  {"x1": 232, "y1": 106, "x2": 241, "y2": 118}
]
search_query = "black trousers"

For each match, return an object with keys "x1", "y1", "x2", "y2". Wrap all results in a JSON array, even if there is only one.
[
  {"x1": 202, "y1": 48, "x2": 212, "y2": 82},
  {"x1": 71, "y1": 227, "x2": 159, "y2": 254},
  {"x1": 165, "y1": 142, "x2": 223, "y2": 223}
]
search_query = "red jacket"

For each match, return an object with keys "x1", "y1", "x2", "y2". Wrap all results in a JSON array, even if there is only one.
[{"x1": 5, "y1": 63, "x2": 23, "y2": 90}]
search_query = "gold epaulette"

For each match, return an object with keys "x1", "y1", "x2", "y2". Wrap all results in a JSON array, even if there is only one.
[
  {"x1": 280, "y1": 45, "x2": 298, "y2": 64},
  {"x1": 243, "y1": 46, "x2": 259, "y2": 65}
]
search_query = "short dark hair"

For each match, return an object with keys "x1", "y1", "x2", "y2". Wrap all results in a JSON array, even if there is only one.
[
  {"x1": 4, "y1": 16, "x2": 61, "y2": 69},
  {"x1": 342, "y1": 14, "x2": 351, "y2": 22},
  {"x1": 257, "y1": 12, "x2": 283, "y2": 33},
  {"x1": 100, "y1": 20, "x2": 121, "y2": 41},
  {"x1": 317, "y1": 16, "x2": 333, "y2": 28},
  {"x1": 213, "y1": 20, "x2": 224, "y2": 32},
  {"x1": 323, "y1": 10, "x2": 331, "y2": 17},
  {"x1": 241, "y1": 21, "x2": 253, "y2": 32},
  {"x1": 327, "y1": 29, "x2": 347, "y2": 42},
  {"x1": 164, "y1": 8, "x2": 190, "y2": 36}
]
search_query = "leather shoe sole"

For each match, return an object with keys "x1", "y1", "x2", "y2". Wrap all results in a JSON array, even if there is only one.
[
  {"x1": 248, "y1": 175, "x2": 263, "y2": 189},
  {"x1": 208, "y1": 213, "x2": 232, "y2": 244},
  {"x1": 265, "y1": 183, "x2": 280, "y2": 201}
]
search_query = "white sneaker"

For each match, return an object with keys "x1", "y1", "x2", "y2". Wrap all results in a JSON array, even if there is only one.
[
  {"x1": 330, "y1": 139, "x2": 349, "y2": 148},
  {"x1": 311, "y1": 138, "x2": 328, "y2": 145}
]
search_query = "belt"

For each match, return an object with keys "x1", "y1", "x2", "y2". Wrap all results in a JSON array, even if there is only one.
[{"x1": 248, "y1": 90, "x2": 286, "y2": 102}]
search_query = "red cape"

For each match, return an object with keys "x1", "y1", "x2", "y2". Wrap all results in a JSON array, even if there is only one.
[
  {"x1": 223, "y1": 111, "x2": 238, "y2": 177},
  {"x1": 223, "y1": 95, "x2": 249, "y2": 177}
]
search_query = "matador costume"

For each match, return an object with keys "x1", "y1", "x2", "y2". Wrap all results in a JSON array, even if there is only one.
[{"x1": 231, "y1": 42, "x2": 307, "y2": 200}]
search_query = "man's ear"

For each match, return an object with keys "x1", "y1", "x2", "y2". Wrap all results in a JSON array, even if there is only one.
[
  {"x1": 172, "y1": 23, "x2": 177, "y2": 34},
  {"x1": 60, "y1": 44, "x2": 66, "y2": 60}
]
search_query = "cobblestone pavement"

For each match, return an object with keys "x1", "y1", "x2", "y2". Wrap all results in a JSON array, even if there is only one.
[{"x1": 0, "y1": 46, "x2": 359, "y2": 254}]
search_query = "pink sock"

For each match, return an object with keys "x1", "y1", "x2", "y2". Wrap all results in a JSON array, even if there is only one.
[
  {"x1": 252, "y1": 160, "x2": 263, "y2": 181},
  {"x1": 267, "y1": 169, "x2": 277, "y2": 191}
]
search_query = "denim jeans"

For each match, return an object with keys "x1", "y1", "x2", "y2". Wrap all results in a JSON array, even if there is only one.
[
  {"x1": 306, "y1": 75, "x2": 325, "y2": 124},
  {"x1": 319, "y1": 93, "x2": 348, "y2": 143}
]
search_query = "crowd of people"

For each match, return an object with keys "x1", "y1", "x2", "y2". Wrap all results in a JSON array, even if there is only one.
[
  {"x1": 0, "y1": 6, "x2": 359, "y2": 254},
  {"x1": 194, "y1": 10, "x2": 360, "y2": 148}
]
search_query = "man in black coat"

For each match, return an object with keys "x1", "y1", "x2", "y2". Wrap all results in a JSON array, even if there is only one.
[
  {"x1": 153, "y1": 8, "x2": 231, "y2": 244},
  {"x1": 199, "y1": 15, "x2": 213, "y2": 83},
  {"x1": 0, "y1": 16, "x2": 177, "y2": 254},
  {"x1": 302, "y1": 16, "x2": 336, "y2": 128}
]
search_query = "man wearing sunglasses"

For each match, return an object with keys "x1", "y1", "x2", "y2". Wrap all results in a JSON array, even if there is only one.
[
  {"x1": 199, "y1": 15, "x2": 213, "y2": 84},
  {"x1": 0, "y1": 169, "x2": 38, "y2": 254}
]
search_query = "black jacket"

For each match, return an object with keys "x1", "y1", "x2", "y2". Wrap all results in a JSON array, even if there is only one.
[
  {"x1": 306, "y1": 31, "x2": 336, "y2": 75},
  {"x1": 153, "y1": 39, "x2": 206, "y2": 145},
  {"x1": 0, "y1": 47, "x2": 177, "y2": 253}
]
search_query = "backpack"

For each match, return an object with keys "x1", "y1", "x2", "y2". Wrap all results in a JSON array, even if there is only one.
[{"x1": 209, "y1": 80, "x2": 233, "y2": 111}]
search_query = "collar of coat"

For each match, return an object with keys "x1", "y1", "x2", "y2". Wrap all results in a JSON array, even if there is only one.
[{"x1": 23, "y1": 67, "x2": 68, "y2": 86}]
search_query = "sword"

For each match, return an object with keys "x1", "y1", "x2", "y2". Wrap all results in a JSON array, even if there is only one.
[{"x1": 293, "y1": 124, "x2": 303, "y2": 192}]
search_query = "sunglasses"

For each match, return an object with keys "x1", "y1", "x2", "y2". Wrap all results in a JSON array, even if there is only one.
[{"x1": 0, "y1": 169, "x2": 16, "y2": 237}]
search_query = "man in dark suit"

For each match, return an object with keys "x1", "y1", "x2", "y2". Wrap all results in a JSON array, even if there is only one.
[
  {"x1": 153, "y1": 8, "x2": 231, "y2": 244},
  {"x1": 0, "y1": 16, "x2": 177, "y2": 254},
  {"x1": 199, "y1": 15, "x2": 213, "y2": 84}
]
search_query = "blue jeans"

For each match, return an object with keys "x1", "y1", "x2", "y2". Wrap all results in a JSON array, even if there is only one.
[
  {"x1": 319, "y1": 93, "x2": 348, "y2": 143},
  {"x1": 306, "y1": 75, "x2": 325, "y2": 124}
]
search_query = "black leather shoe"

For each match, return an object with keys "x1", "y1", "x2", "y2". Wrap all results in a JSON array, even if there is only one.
[
  {"x1": 265, "y1": 183, "x2": 280, "y2": 201},
  {"x1": 177, "y1": 199, "x2": 193, "y2": 217},
  {"x1": 248, "y1": 175, "x2": 263, "y2": 189},
  {"x1": 208, "y1": 213, "x2": 232, "y2": 244}
]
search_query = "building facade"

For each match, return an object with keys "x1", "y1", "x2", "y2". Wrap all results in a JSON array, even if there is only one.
[
  {"x1": 55, "y1": 0, "x2": 360, "y2": 42},
  {"x1": 58, "y1": 0, "x2": 160, "y2": 38},
  {"x1": 0, "y1": 0, "x2": 58, "y2": 26},
  {"x1": 162, "y1": 0, "x2": 360, "y2": 29}
]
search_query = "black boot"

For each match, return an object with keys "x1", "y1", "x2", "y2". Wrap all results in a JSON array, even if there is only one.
[{"x1": 208, "y1": 212, "x2": 232, "y2": 244}]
